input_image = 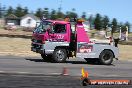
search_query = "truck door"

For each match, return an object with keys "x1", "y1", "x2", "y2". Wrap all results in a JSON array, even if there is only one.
[{"x1": 48, "y1": 23, "x2": 69, "y2": 42}]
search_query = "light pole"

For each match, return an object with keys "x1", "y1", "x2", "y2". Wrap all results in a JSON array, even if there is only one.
[
  {"x1": 105, "y1": 25, "x2": 108, "y2": 36},
  {"x1": 111, "y1": 25, "x2": 113, "y2": 37},
  {"x1": 119, "y1": 26, "x2": 122, "y2": 39},
  {"x1": 126, "y1": 26, "x2": 128, "y2": 41}
]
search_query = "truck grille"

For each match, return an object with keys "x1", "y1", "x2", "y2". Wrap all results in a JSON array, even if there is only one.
[
  {"x1": 32, "y1": 39, "x2": 42, "y2": 43},
  {"x1": 31, "y1": 44, "x2": 42, "y2": 49}
]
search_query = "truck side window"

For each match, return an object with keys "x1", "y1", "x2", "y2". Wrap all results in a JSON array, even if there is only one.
[{"x1": 54, "y1": 24, "x2": 66, "y2": 33}]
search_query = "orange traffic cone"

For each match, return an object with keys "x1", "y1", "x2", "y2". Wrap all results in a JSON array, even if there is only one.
[
  {"x1": 81, "y1": 67, "x2": 89, "y2": 78},
  {"x1": 62, "y1": 67, "x2": 68, "y2": 76}
]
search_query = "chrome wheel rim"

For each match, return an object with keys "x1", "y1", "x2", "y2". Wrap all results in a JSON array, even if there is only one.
[{"x1": 55, "y1": 50, "x2": 64, "y2": 60}]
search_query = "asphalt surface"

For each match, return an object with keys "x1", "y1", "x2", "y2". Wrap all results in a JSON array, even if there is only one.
[
  {"x1": 0, "y1": 74, "x2": 132, "y2": 88},
  {"x1": 0, "y1": 55, "x2": 132, "y2": 77},
  {"x1": 0, "y1": 74, "x2": 81, "y2": 88},
  {"x1": 0, "y1": 55, "x2": 132, "y2": 88}
]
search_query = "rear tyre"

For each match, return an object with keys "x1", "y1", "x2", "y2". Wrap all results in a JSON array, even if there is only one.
[
  {"x1": 53, "y1": 48, "x2": 67, "y2": 63},
  {"x1": 99, "y1": 50, "x2": 113, "y2": 65},
  {"x1": 41, "y1": 54, "x2": 52, "y2": 62}
]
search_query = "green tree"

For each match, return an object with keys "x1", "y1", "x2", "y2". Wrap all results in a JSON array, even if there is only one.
[
  {"x1": 14, "y1": 5, "x2": 25, "y2": 17},
  {"x1": 121, "y1": 24, "x2": 126, "y2": 32},
  {"x1": 81, "y1": 12, "x2": 86, "y2": 19},
  {"x1": 111, "y1": 18, "x2": 118, "y2": 36},
  {"x1": 102, "y1": 16, "x2": 109, "y2": 30},
  {"x1": 57, "y1": 11, "x2": 65, "y2": 19},
  {"x1": 94, "y1": 13, "x2": 102, "y2": 30},
  {"x1": 102, "y1": 16, "x2": 109, "y2": 35},
  {"x1": 70, "y1": 8, "x2": 78, "y2": 18},
  {"x1": 118, "y1": 22, "x2": 123, "y2": 32},
  {"x1": 43, "y1": 8, "x2": 49, "y2": 19},
  {"x1": 50, "y1": 9, "x2": 57, "y2": 20},
  {"x1": 66, "y1": 9, "x2": 78, "y2": 18},
  {"x1": 118, "y1": 22, "x2": 124, "y2": 32},
  {"x1": 23, "y1": 7, "x2": 28, "y2": 15},
  {"x1": 118, "y1": 22, "x2": 131, "y2": 34},
  {"x1": 35, "y1": 8, "x2": 43, "y2": 18},
  {"x1": 66, "y1": 11, "x2": 78, "y2": 18},
  {"x1": 65, "y1": 11, "x2": 70, "y2": 17},
  {"x1": 6, "y1": 6, "x2": 14, "y2": 16},
  {"x1": 88, "y1": 15, "x2": 94, "y2": 29},
  {"x1": 72, "y1": 8, "x2": 75, "y2": 12}
]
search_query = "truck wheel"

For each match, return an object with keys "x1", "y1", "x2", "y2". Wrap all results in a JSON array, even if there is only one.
[
  {"x1": 41, "y1": 54, "x2": 52, "y2": 62},
  {"x1": 53, "y1": 48, "x2": 67, "y2": 63},
  {"x1": 99, "y1": 50, "x2": 113, "y2": 65}
]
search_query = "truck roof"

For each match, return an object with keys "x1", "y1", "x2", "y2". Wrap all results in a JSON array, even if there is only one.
[{"x1": 43, "y1": 20, "x2": 70, "y2": 24}]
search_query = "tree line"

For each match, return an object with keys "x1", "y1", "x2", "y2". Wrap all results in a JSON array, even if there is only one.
[{"x1": 4, "y1": 5, "x2": 131, "y2": 33}]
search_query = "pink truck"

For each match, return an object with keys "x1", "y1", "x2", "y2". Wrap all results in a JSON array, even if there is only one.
[{"x1": 31, "y1": 19, "x2": 119, "y2": 65}]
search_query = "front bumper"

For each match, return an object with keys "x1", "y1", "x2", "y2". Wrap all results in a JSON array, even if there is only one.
[
  {"x1": 31, "y1": 43, "x2": 44, "y2": 54},
  {"x1": 31, "y1": 47, "x2": 44, "y2": 54}
]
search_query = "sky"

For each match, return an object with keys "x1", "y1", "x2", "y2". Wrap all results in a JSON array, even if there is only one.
[{"x1": 0, "y1": 0, "x2": 132, "y2": 24}]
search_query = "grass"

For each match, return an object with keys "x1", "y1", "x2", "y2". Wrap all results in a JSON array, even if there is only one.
[
  {"x1": 0, "y1": 25, "x2": 4, "y2": 29},
  {"x1": 129, "y1": 32, "x2": 132, "y2": 37},
  {"x1": 118, "y1": 44, "x2": 132, "y2": 60},
  {"x1": 0, "y1": 37, "x2": 39, "y2": 57},
  {"x1": 0, "y1": 28, "x2": 32, "y2": 36},
  {"x1": 113, "y1": 32, "x2": 132, "y2": 38}
]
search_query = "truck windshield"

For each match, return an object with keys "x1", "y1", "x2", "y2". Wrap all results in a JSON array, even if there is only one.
[{"x1": 33, "y1": 21, "x2": 52, "y2": 34}]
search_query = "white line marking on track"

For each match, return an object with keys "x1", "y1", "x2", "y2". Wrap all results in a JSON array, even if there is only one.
[
  {"x1": 0, "y1": 71, "x2": 5, "y2": 73},
  {"x1": 127, "y1": 60, "x2": 132, "y2": 62},
  {"x1": 95, "y1": 74, "x2": 119, "y2": 77},
  {"x1": 0, "y1": 71, "x2": 30, "y2": 74},
  {"x1": 50, "y1": 73, "x2": 61, "y2": 75},
  {"x1": 16, "y1": 72, "x2": 30, "y2": 74}
]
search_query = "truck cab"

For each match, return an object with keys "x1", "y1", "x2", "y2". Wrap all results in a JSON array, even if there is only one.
[{"x1": 31, "y1": 20, "x2": 74, "y2": 62}]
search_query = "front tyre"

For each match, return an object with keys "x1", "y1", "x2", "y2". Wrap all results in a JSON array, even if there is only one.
[
  {"x1": 53, "y1": 48, "x2": 67, "y2": 63},
  {"x1": 99, "y1": 50, "x2": 114, "y2": 65}
]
